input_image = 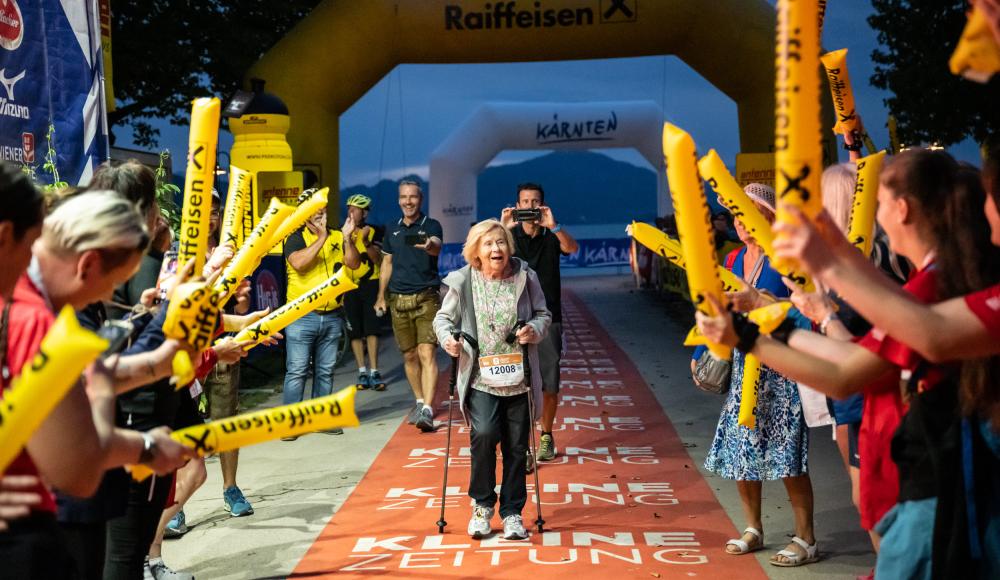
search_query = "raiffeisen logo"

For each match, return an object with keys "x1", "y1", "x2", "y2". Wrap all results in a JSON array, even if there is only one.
[
  {"x1": 0, "y1": 0, "x2": 24, "y2": 51},
  {"x1": 445, "y1": 1, "x2": 598, "y2": 30}
]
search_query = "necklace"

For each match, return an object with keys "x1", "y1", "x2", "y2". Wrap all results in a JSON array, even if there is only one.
[{"x1": 478, "y1": 269, "x2": 508, "y2": 333}]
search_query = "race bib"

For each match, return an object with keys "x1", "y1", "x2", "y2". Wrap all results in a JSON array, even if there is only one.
[{"x1": 478, "y1": 353, "x2": 525, "y2": 387}]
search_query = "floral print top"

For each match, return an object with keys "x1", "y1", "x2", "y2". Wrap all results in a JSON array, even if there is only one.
[{"x1": 470, "y1": 267, "x2": 528, "y2": 396}]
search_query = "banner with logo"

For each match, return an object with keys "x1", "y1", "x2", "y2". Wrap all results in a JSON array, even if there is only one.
[
  {"x1": 0, "y1": 0, "x2": 109, "y2": 185},
  {"x1": 439, "y1": 236, "x2": 631, "y2": 276}
]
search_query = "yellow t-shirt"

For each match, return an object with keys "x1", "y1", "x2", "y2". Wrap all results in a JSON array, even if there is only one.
[
  {"x1": 283, "y1": 228, "x2": 346, "y2": 311},
  {"x1": 344, "y1": 227, "x2": 380, "y2": 283}
]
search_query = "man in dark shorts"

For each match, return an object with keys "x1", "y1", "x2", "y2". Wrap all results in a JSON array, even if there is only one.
[
  {"x1": 374, "y1": 179, "x2": 443, "y2": 432},
  {"x1": 342, "y1": 194, "x2": 386, "y2": 391},
  {"x1": 502, "y1": 182, "x2": 578, "y2": 464}
]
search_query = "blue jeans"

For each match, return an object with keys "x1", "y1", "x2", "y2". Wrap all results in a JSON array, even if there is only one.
[{"x1": 283, "y1": 311, "x2": 343, "y2": 405}]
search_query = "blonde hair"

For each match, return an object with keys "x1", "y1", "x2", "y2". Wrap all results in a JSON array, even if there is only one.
[
  {"x1": 821, "y1": 163, "x2": 858, "y2": 233},
  {"x1": 42, "y1": 190, "x2": 150, "y2": 269},
  {"x1": 462, "y1": 219, "x2": 514, "y2": 269}
]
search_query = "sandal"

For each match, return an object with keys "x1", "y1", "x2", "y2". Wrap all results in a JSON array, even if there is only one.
[
  {"x1": 725, "y1": 527, "x2": 763, "y2": 555},
  {"x1": 769, "y1": 536, "x2": 819, "y2": 567}
]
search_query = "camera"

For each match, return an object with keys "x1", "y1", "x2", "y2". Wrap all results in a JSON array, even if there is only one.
[
  {"x1": 404, "y1": 233, "x2": 428, "y2": 246},
  {"x1": 513, "y1": 208, "x2": 541, "y2": 222}
]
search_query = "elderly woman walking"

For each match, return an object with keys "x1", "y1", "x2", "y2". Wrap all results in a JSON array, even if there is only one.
[{"x1": 434, "y1": 219, "x2": 550, "y2": 540}]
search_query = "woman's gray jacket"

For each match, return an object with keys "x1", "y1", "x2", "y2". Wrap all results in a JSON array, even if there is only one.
[{"x1": 433, "y1": 257, "x2": 551, "y2": 424}]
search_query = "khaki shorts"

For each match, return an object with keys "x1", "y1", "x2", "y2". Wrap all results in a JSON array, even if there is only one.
[
  {"x1": 206, "y1": 363, "x2": 240, "y2": 421},
  {"x1": 388, "y1": 289, "x2": 440, "y2": 352}
]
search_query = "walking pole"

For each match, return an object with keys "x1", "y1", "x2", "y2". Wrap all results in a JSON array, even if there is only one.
[
  {"x1": 508, "y1": 321, "x2": 545, "y2": 533},
  {"x1": 437, "y1": 332, "x2": 461, "y2": 534}
]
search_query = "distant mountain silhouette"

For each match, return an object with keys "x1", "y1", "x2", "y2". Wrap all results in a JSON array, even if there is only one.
[
  {"x1": 338, "y1": 151, "x2": 658, "y2": 227},
  {"x1": 477, "y1": 150, "x2": 658, "y2": 224}
]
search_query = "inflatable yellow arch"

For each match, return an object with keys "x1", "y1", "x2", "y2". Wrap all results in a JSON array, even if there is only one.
[{"x1": 250, "y1": 0, "x2": 835, "y2": 200}]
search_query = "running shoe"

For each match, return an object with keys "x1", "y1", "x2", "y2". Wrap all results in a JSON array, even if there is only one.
[
  {"x1": 415, "y1": 406, "x2": 435, "y2": 432},
  {"x1": 537, "y1": 433, "x2": 556, "y2": 461},
  {"x1": 502, "y1": 514, "x2": 528, "y2": 540},
  {"x1": 147, "y1": 558, "x2": 195, "y2": 580},
  {"x1": 467, "y1": 504, "x2": 494, "y2": 539},
  {"x1": 370, "y1": 370, "x2": 386, "y2": 391},
  {"x1": 163, "y1": 510, "x2": 188, "y2": 538},
  {"x1": 223, "y1": 485, "x2": 254, "y2": 517},
  {"x1": 407, "y1": 402, "x2": 423, "y2": 424},
  {"x1": 356, "y1": 372, "x2": 371, "y2": 390}
]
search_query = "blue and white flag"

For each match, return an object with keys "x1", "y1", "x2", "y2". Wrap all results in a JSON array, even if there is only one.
[{"x1": 0, "y1": 0, "x2": 109, "y2": 185}]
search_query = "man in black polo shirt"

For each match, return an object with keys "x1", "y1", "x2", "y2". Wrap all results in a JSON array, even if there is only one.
[
  {"x1": 502, "y1": 182, "x2": 578, "y2": 465},
  {"x1": 374, "y1": 179, "x2": 444, "y2": 432}
]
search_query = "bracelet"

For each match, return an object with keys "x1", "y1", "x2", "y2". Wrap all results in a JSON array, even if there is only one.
[
  {"x1": 843, "y1": 141, "x2": 863, "y2": 152},
  {"x1": 732, "y1": 313, "x2": 761, "y2": 353},
  {"x1": 550, "y1": 223, "x2": 562, "y2": 234},
  {"x1": 138, "y1": 432, "x2": 157, "y2": 465},
  {"x1": 819, "y1": 311, "x2": 838, "y2": 334}
]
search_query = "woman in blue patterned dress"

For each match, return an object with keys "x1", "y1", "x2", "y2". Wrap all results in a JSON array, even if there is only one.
[{"x1": 694, "y1": 184, "x2": 816, "y2": 567}]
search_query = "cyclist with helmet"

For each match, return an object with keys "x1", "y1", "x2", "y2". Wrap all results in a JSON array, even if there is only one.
[{"x1": 342, "y1": 194, "x2": 387, "y2": 390}]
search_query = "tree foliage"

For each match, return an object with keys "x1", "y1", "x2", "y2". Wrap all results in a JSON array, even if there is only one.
[
  {"x1": 109, "y1": 0, "x2": 322, "y2": 147},
  {"x1": 868, "y1": 0, "x2": 1000, "y2": 147}
]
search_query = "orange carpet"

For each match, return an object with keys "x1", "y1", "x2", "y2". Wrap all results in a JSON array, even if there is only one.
[{"x1": 292, "y1": 291, "x2": 766, "y2": 578}]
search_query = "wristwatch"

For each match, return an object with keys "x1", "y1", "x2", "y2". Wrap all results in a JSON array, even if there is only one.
[{"x1": 138, "y1": 432, "x2": 157, "y2": 465}]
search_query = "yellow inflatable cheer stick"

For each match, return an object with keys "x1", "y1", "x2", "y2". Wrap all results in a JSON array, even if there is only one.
[
  {"x1": 177, "y1": 98, "x2": 221, "y2": 275},
  {"x1": 887, "y1": 115, "x2": 901, "y2": 155},
  {"x1": 231, "y1": 268, "x2": 358, "y2": 349},
  {"x1": 847, "y1": 151, "x2": 886, "y2": 257},
  {"x1": 130, "y1": 386, "x2": 360, "y2": 481},
  {"x1": 221, "y1": 166, "x2": 251, "y2": 250},
  {"x1": 265, "y1": 187, "x2": 329, "y2": 253},
  {"x1": 698, "y1": 151, "x2": 815, "y2": 292},
  {"x1": 629, "y1": 221, "x2": 742, "y2": 293},
  {"x1": 949, "y1": 6, "x2": 1000, "y2": 83},
  {"x1": 774, "y1": 0, "x2": 823, "y2": 272},
  {"x1": 663, "y1": 123, "x2": 731, "y2": 360},
  {"x1": 0, "y1": 307, "x2": 108, "y2": 473},
  {"x1": 162, "y1": 281, "x2": 223, "y2": 388},
  {"x1": 737, "y1": 354, "x2": 763, "y2": 429},
  {"x1": 820, "y1": 49, "x2": 878, "y2": 155},
  {"x1": 214, "y1": 197, "x2": 296, "y2": 305}
]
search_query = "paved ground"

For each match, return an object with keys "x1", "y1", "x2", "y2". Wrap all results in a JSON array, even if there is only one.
[{"x1": 164, "y1": 275, "x2": 875, "y2": 579}]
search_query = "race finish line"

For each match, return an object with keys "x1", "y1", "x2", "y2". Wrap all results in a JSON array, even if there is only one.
[{"x1": 292, "y1": 292, "x2": 766, "y2": 578}]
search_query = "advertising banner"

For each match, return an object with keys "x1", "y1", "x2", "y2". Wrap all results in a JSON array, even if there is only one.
[{"x1": 0, "y1": 0, "x2": 109, "y2": 185}]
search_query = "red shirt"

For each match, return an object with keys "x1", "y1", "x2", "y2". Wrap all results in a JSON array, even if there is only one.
[
  {"x1": 965, "y1": 282, "x2": 1000, "y2": 340},
  {"x1": 854, "y1": 265, "x2": 938, "y2": 529},
  {"x1": 0, "y1": 276, "x2": 59, "y2": 513}
]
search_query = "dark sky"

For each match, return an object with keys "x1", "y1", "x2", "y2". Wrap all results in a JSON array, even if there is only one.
[{"x1": 113, "y1": 0, "x2": 981, "y2": 188}]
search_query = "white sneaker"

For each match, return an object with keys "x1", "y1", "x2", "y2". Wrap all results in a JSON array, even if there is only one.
[
  {"x1": 502, "y1": 514, "x2": 528, "y2": 540},
  {"x1": 467, "y1": 504, "x2": 494, "y2": 538}
]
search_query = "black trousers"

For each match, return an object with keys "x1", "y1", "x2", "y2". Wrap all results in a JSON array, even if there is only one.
[
  {"x1": 467, "y1": 388, "x2": 530, "y2": 518},
  {"x1": 62, "y1": 521, "x2": 107, "y2": 580},
  {"x1": 0, "y1": 512, "x2": 77, "y2": 579},
  {"x1": 103, "y1": 473, "x2": 174, "y2": 580}
]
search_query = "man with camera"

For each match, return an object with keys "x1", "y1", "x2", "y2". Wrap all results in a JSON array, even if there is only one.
[
  {"x1": 374, "y1": 179, "x2": 443, "y2": 432},
  {"x1": 502, "y1": 182, "x2": 578, "y2": 466}
]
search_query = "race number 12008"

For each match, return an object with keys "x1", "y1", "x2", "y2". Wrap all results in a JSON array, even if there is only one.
[{"x1": 478, "y1": 353, "x2": 525, "y2": 387}]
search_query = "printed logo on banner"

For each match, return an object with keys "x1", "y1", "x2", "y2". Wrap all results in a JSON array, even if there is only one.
[
  {"x1": 600, "y1": 0, "x2": 637, "y2": 23},
  {"x1": 254, "y1": 270, "x2": 280, "y2": 311},
  {"x1": 0, "y1": 68, "x2": 28, "y2": 120},
  {"x1": 21, "y1": 131, "x2": 32, "y2": 163},
  {"x1": 537, "y1": 111, "x2": 618, "y2": 145},
  {"x1": 0, "y1": 0, "x2": 23, "y2": 51}
]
